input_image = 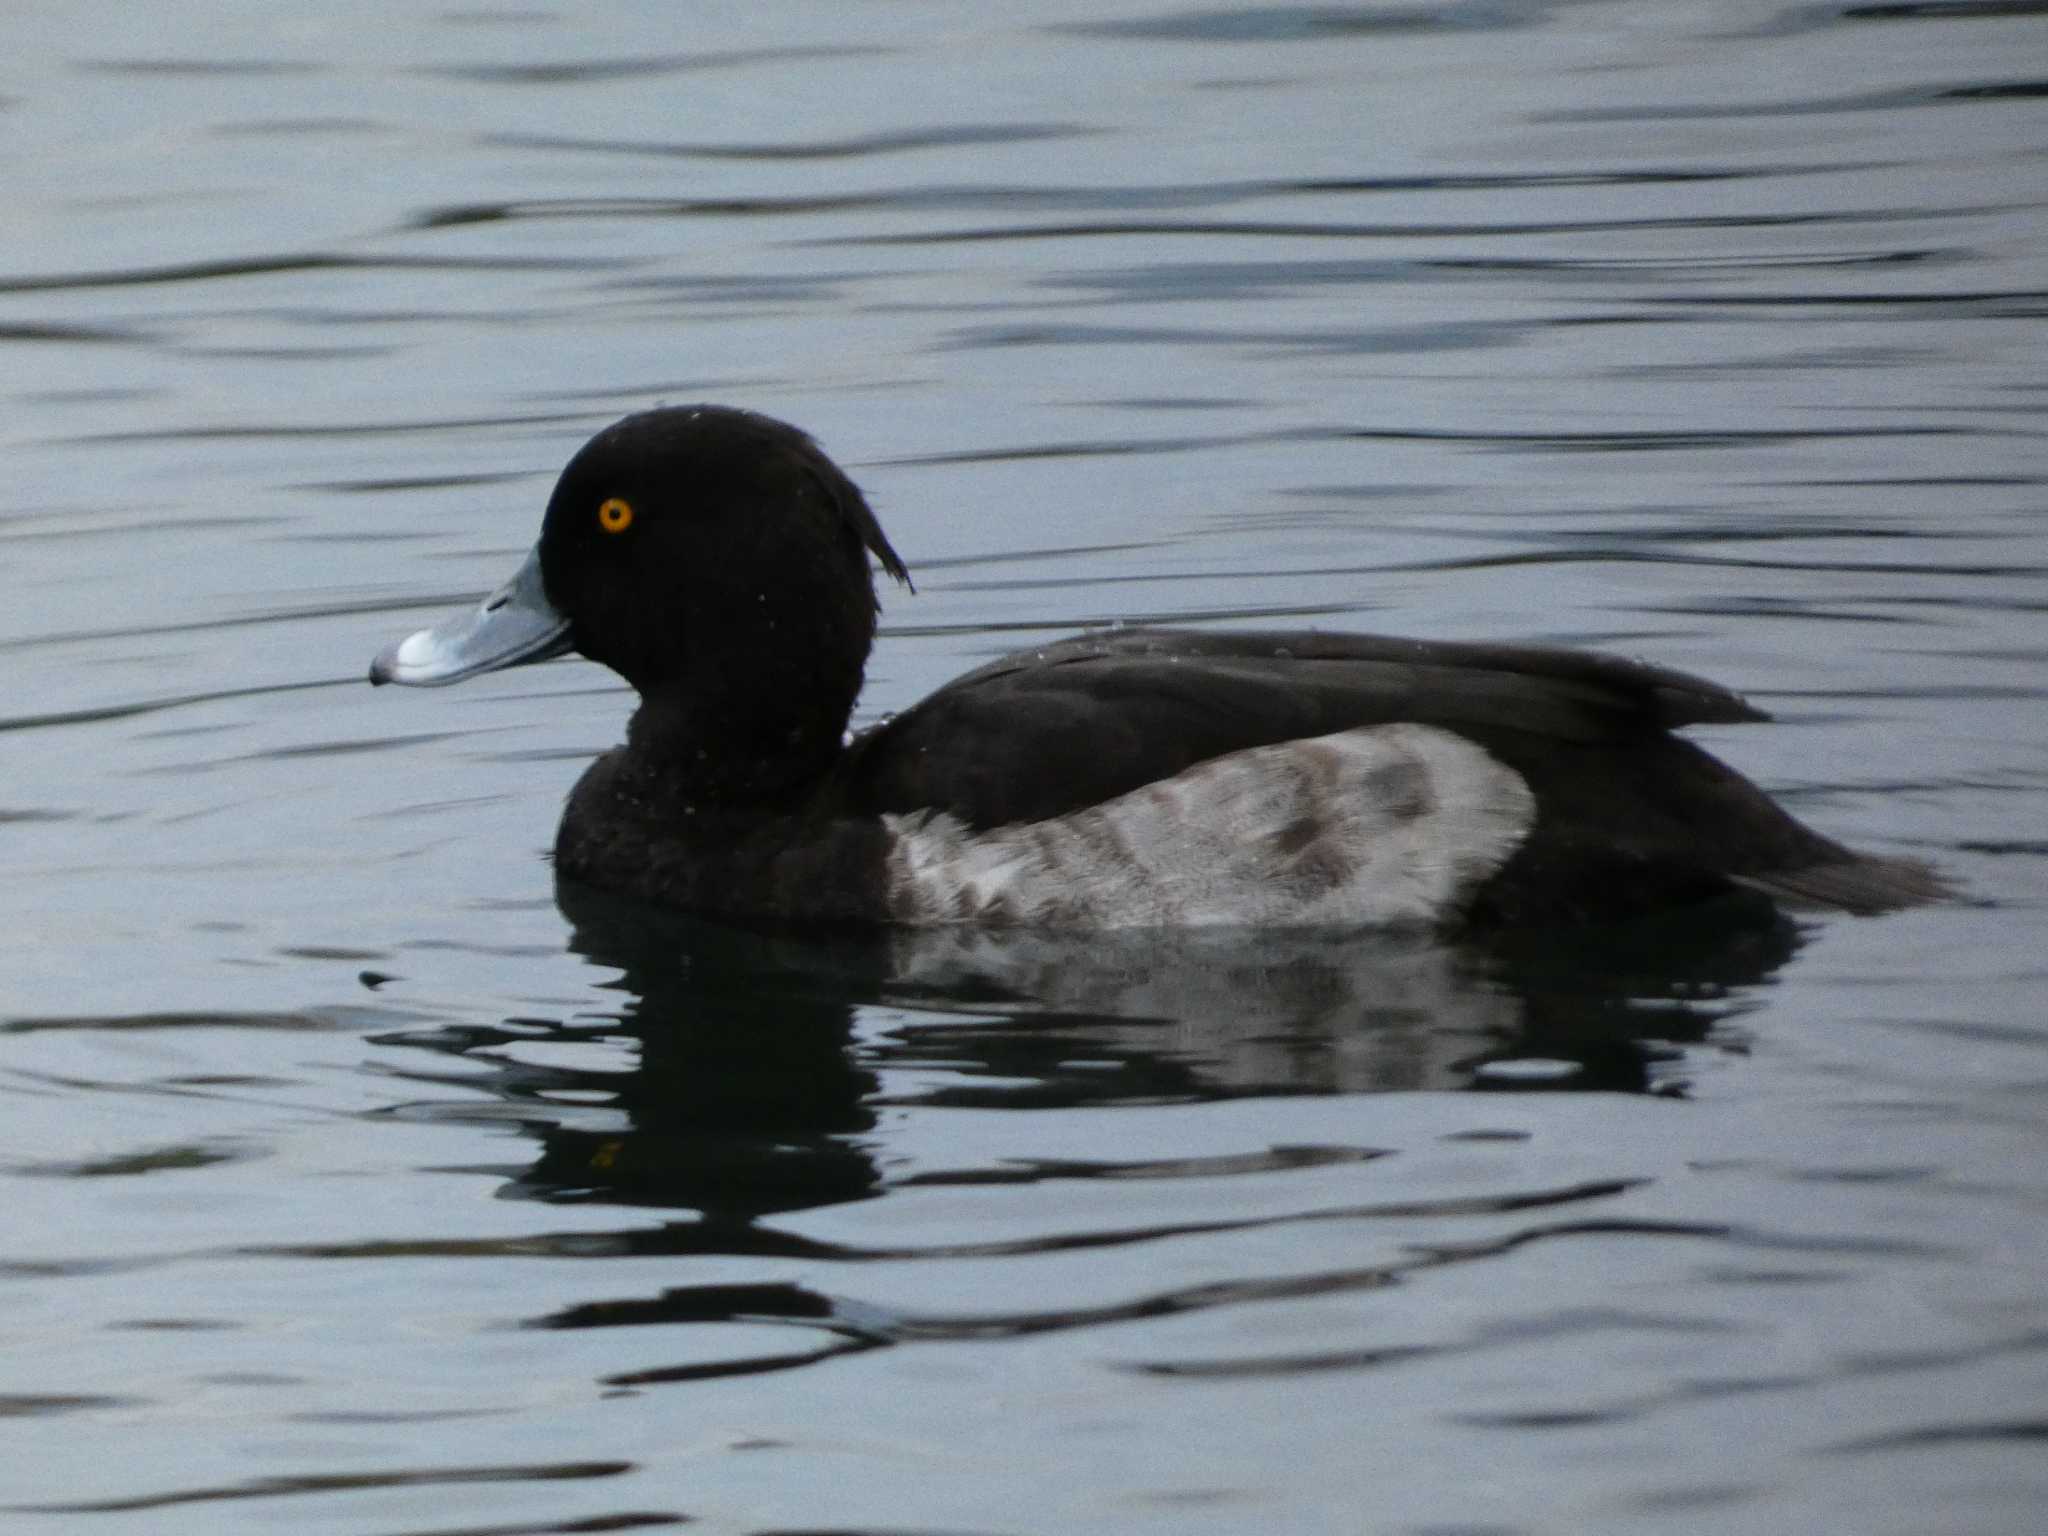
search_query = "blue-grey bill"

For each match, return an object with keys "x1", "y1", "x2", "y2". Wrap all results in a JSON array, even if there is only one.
[{"x1": 369, "y1": 546, "x2": 573, "y2": 687}]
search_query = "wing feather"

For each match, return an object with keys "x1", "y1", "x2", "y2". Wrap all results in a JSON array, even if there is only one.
[{"x1": 838, "y1": 628, "x2": 1762, "y2": 829}]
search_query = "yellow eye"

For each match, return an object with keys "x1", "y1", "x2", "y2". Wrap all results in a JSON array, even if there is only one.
[{"x1": 597, "y1": 497, "x2": 634, "y2": 534}]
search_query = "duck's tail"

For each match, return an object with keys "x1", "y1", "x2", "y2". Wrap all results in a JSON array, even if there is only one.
[{"x1": 1736, "y1": 850, "x2": 1953, "y2": 916}]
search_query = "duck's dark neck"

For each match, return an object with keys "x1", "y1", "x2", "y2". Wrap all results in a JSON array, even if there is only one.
[{"x1": 622, "y1": 680, "x2": 849, "y2": 811}]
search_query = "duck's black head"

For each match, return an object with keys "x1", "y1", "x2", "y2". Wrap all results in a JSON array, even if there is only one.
[
  {"x1": 372, "y1": 406, "x2": 911, "y2": 799},
  {"x1": 538, "y1": 407, "x2": 908, "y2": 694}
]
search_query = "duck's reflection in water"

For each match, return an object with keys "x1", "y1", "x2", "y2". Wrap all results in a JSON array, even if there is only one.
[
  {"x1": 379, "y1": 882, "x2": 1799, "y2": 1221},
  {"x1": 417, "y1": 884, "x2": 1798, "y2": 1210},
  {"x1": 874, "y1": 895, "x2": 1797, "y2": 1104},
  {"x1": 367, "y1": 886, "x2": 1800, "y2": 1373},
  {"x1": 502, "y1": 889, "x2": 886, "y2": 1223}
]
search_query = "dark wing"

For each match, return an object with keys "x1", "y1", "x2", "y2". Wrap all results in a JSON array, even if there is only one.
[{"x1": 835, "y1": 626, "x2": 1764, "y2": 830}]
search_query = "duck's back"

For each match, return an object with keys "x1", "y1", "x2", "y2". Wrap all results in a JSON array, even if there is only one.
[{"x1": 833, "y1": 628, "x2": 1939, "y2": 923}]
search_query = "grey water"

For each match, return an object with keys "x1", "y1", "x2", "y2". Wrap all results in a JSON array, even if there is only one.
[{"x1": 2, "y1": 2, "x2": 2045, "y2": 1532}]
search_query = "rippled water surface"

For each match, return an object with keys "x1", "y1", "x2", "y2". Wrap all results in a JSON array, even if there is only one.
[{"x1": 4, "y1": 2, "x2": 2046, "y2": 1532}]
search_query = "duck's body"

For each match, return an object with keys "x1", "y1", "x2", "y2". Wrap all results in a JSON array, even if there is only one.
[{"x1": 372, "y1": 406, "x2": 1942, "y2": 929}]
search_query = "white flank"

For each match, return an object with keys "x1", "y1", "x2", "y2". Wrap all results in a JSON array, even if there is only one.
[{"x1": 883, "y1": 723, "x2": 1535, "y2": 929}]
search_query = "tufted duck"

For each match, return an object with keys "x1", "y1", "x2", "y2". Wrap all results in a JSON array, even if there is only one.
[{"x1": 370, "y1": 406, "x2": 1944, "y2": 927}]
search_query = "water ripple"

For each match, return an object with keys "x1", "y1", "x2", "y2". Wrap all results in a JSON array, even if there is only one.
[
  {"x1": 419, "y1": 47, "x2": 882, "y2": 85},
  {"x1": 82, "y1": 57, "x2": 320, "y2": 76},
  {"x1": 483, "y1": 123, "x2": 1091, "y2": 161},
  {"x1": 1827, "y1": 1419, "x2": 2048, "y2": 1452},
  {"x1": 0, "y1": 1393, "x2": 140, "y2": 1417},
  {"x1": 830, "y1": 211, "x2": 1963, "y2": 246},
  {"x1": 1155, "y1": 1306, "x2": 1742, "y2": 1383},
  {"x1": 1761, "y1": 1, "x2": 2048, "y2": 32},
  {"x1": 1, "y1": 1006, "x2": 376, "y2": 1035},
  {"x1": 1060, "y1": 3, "x2": 1544, "y2": 42},
  {"x1": 9, "y1": 1461, "x2": 636, "y2": 1515},
  {"x1": 0, "y1": 255, "x2": 619, "y2": 296},
  {"x1": 238, "y1": 1179, "x2": 1648, "y2": 1270},
  {"x1": 1541, "y1": 78, "x2": 2048, "y2": 120},
  {"x1": 0, "y1": 677, "x2": 357, "y2": 737},
  {"x1": 532, "y1": 1216, "x2": 1727, "y2": 1386},
  {"x1": 12, "y1": 1140, "x2": 249, "y2": 1178},
  {"x1": 896, "y1": 1143, "x2": 1390, "y2": 1185}
]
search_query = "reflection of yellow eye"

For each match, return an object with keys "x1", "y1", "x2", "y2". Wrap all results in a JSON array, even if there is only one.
[{"x1": 597, "y1": 497, "x2": 634, "y2": 534}]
